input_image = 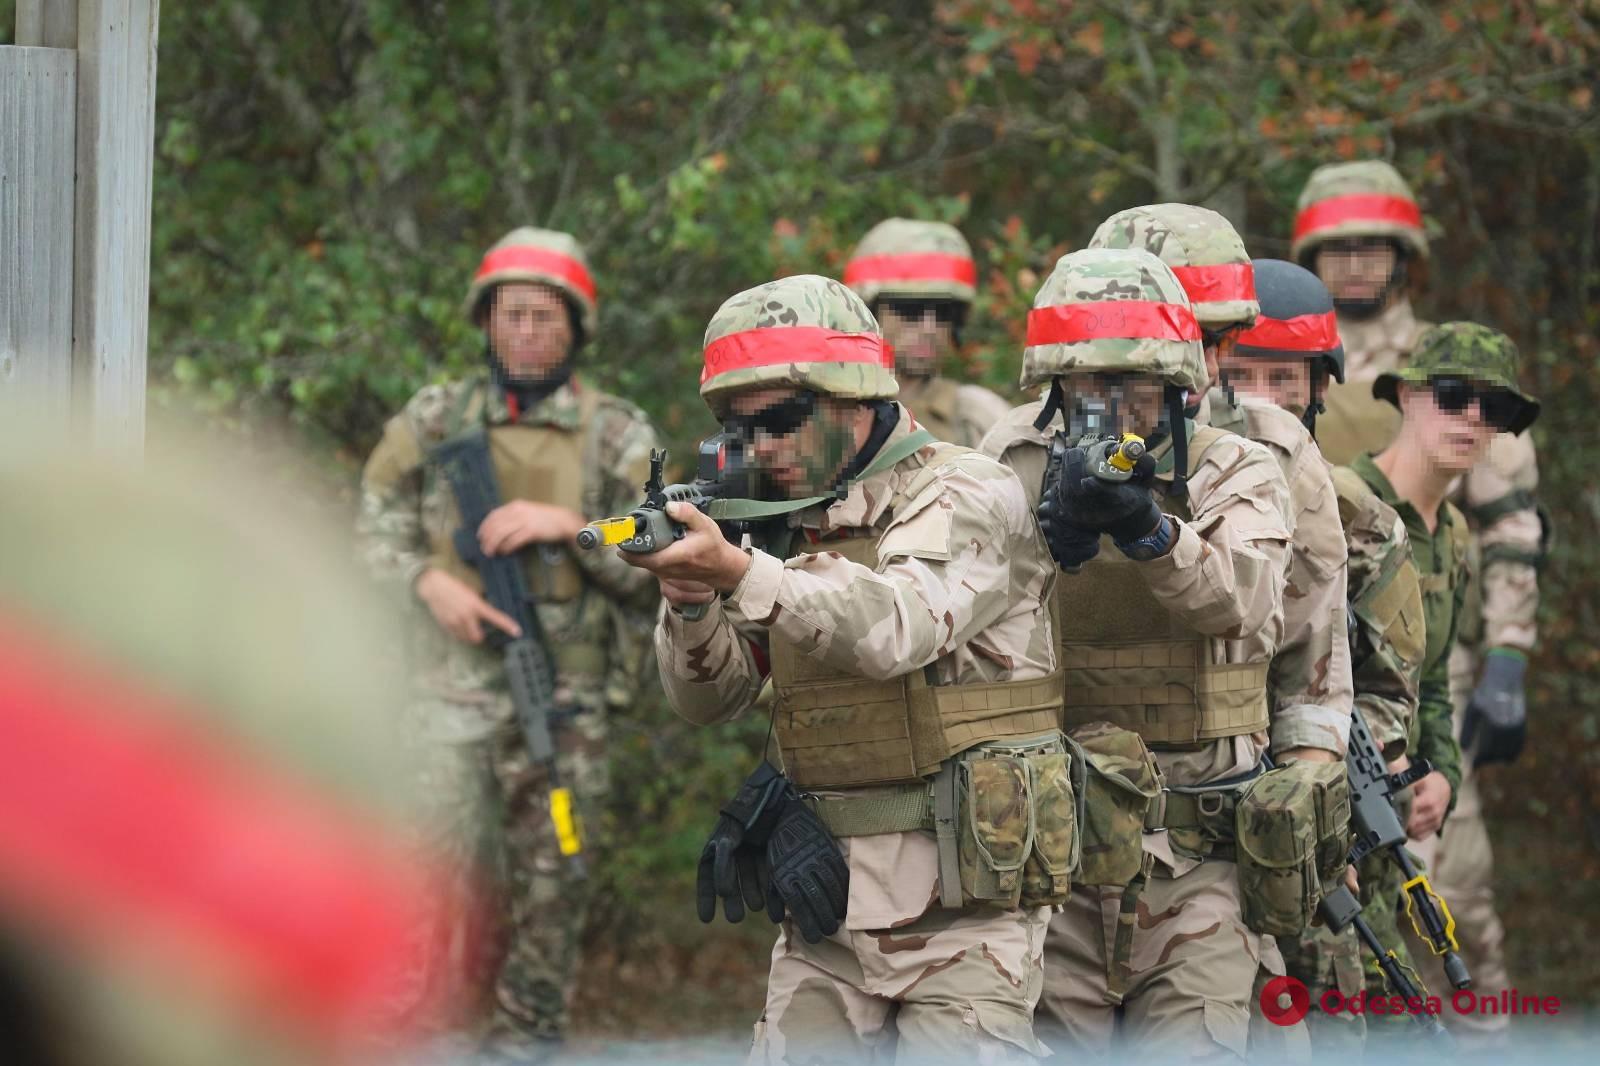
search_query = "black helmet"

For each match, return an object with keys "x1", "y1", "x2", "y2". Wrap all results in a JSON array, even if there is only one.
[
  {"x1": 1231, "y1": 259, "x2": 1346, "y2": 433},
  {"x1": 1234, "y1": 259, "x2": 1346, "y2": 383}
]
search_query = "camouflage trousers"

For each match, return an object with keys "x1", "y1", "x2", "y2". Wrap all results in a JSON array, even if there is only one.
[
  {"x1": 410, "y1": 705, "x2": 611, "y2": 1061},
  {"x1": 1398, "y1": 649, "x2": 1511, "y2": 1048},
  {"x1": 749, "y1": 903, "x2": 1050, "y2": 1064},
  {"x1": 1039, "y1": 859, "x2": 1280, "y2": 1062}
]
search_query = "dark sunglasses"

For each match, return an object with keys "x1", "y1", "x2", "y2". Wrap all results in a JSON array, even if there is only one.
[
  {"x1": 1429, "y1": 376, "x2": 1523, "y2": 431},
  {"x1": 723, "y1": 390, "x2": 819, "y2": 441},
  {"x1": 878, "y1": 297, "x2": 965, "y2": 326}
]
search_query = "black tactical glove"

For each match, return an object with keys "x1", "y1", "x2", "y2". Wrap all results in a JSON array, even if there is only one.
[
  {"x1": 1461, "y1": 649, "x2": 1528, "y2": 766},
  {"x1": 1057, "y1": 458, "x2": 1161, "y2": 544},
  {"x1": 696, "y1": 762, "x2": 788, "y2": 924},
  {"x1": 764, "y1": 797, "x2": 850, "y2": 944},
  {"x1": 1037, "y1": 444, "x2": 1102, "y2": 570}
]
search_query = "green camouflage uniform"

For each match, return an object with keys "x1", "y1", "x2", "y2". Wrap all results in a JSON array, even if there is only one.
[
  {"x1": 358, "y1": 370, "x2": 659, "y2": 1053},
  {"x1": 1303, "y1": 168, "x2": 1541, "y2": 1046},
  {"x1": 663, "y1": 275, "x2": 1062, "y2": 1063}
]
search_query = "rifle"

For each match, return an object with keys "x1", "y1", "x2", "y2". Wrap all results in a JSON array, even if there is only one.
[
  {"x1": 1346, "y1": 705, "x2": 1470, "y2": 990},
  {"x1": 1319, "y1": 883, "x2": 1452, "y2": 1041},
  {"x1": 577, "y1": 432, "x2": 765, "y2": 621},
  {"x1": 431, "y1": 431, "x2": 585, "y2": 876},
  {"x1": 1038, "y1": 393, "x2": 1148, "y2": 573}
]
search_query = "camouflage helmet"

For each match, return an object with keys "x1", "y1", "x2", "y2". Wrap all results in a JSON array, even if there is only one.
[
  {"x1": 462, "y1": 226, "x2": 598, "y2": 337},
  {"x1": 1374, "y1": 322, "x2": 1540, "y2": 434},
  {"x1": 1087, "y1": 203, "x2": 1259, "y2": 330},
  {"x1": 0, "y1": 425, "x2": 460, "y2": 1065},
  {"x1": 843, "y1": 218, "x2": 977, "y2": 306},
  {"x1": 700, "y1": 274, "x2": 896, "y2": 414},
  {"x1": 1234, "y1": 259, "x2": 1346, "y2": 383},
  {"x1": 1291, "y1": 161, "x2": 1429, "y2": 263},
  {"x1": 1020, "y1": 248, "x2": 1207, "y2": 393}
]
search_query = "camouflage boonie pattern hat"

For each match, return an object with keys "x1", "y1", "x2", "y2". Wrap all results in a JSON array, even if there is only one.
[
  {"x1": 1087, "y1": 203, "x2": 1259, "y2": 329},
  {"x1": 699, "y1": 274, "x2": 897, "y2": 414},
  {"x1": 1291, "y1": 161, "x2": 1429, "y2": 263},
  {"x1": 844, "y1": 218, "x2": 977, "y2": 305},
  {"x1": 1019, "y1": 248, "x2": 1208, "y2": 393},
  {"x1": 1374, "y1": 322, "x2": 1540, "y2": 434},
  {"x1": 462, "y1": 226, "x2": 599, "y2": 336}
]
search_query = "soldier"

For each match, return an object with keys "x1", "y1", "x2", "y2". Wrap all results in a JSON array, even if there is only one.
[
  {"x1": 1222, "y1": 258, "x2": 1430, "y2": 1054},
  {"x1": 356, "y1": 227, "x2": 661, "y2": 1058},
  {"x1": 983, "y1": 248, "x2": 1348, "y2": 1060},
  {"x1": 1297, "y1": 164, "x2": 1544, "y2": 1045},
  {"x1": 845, "y1": 218, "x2": 1012, "y2": 446},
  {"x1": 1088, "y1": 211, "x2": 1354, "y2": 1062},
  {"x1": 1339, "y1": 324, "x2": 1539, "y2": 1031},
  {"x1": 620, "y1": 273, "x2": 1068, "y2": 1062}
]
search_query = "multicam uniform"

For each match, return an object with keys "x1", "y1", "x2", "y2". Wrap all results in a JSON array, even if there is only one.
[
  {"x1": 657, "y1": 275, "x2": 1066, "y2": 1063},
  {"x1": 985, "y1": 248, "x2": 1345, "y2": 1061},
  {"x1": 846, "y1": 218, "x2": 1012, "y2": 447},
  {"x1": 1300, "y1": 169, "x2": 1542, "y2": 1045},
  {"x1": 356, "y1": 228, "x2": 660, "y2": 1054}
]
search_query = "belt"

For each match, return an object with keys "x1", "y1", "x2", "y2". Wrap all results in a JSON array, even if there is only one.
[{"x1": 806, "y1": 781, "x2": 935, "y2": 837}]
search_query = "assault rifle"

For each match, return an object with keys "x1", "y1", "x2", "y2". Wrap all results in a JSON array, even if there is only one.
[
  {"x1": 1318, "y1": 884, "x2": 1452, "y2": 1041},
  {"x1": 1038, "y1": 393, "x2": 1148, "y2": 573},
  {"x1": 577, "y1": 432, "x2": 765, "y2": 621},
  {"x1": 431, "y1": 431, "x2": 585, "y2": 876},
  {"x1": 1345, "y1": 705, "x2": 1471, "y2": 988}
]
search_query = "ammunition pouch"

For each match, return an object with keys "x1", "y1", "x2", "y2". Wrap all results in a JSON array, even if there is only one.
[
  {"x1": 1234, "y1": 763, "x2": 1329, "y2": 936},
  {"x1": 805, "y1": 729, "x2": 1078, "y2": 911},
  {"x1": 956, "y1": 732, "x2": 1080, "y2": 909},
  {"x1": 1069, "y1": 721, "x2": 1162, "y2": 887}
]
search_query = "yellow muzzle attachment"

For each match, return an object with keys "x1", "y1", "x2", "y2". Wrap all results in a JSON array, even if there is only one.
[{"x1": 576, "y1": 516, "x2": 637, "y2": 550}]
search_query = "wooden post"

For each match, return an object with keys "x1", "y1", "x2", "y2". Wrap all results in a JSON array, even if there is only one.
[
  {"x1": 15, "y1": 1, "x2": 79, "y2": 49},
  {"x1": 0, "y1": 46, "x2": 77, "y2": 419},
  {"x1": 72, "y1": 0, "x2": 159, "y2": 455}
]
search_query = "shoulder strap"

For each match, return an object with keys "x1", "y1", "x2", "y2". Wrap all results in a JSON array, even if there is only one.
[{"x1": 707, "y1": 428, "x2": 938, "y2": 522}]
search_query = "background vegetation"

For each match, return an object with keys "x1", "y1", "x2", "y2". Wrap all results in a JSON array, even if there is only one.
[{"x1": 6, "y1": 0, "x2": 1598, "y2": 1033}]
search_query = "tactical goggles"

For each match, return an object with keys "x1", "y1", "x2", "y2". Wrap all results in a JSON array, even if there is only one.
[
  {"x1": 877, "y1": 297, "x2": 966, "y2": 326},
  {"x1": 1428, "y1": 376, "x2": 1525, "y2": 432},
  {"x1": 723, "y1": 390, "x2": 819, "y2": 441}
]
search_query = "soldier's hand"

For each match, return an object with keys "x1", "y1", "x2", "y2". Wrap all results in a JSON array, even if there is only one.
[
  {"x1": 621, "y1": 502, "x2": 752, "y2": 592},
  {"x1": 478, "y1": 500, "x2": 585, "y2": 555},
  {"x1": 1406, "y1": 770, "x2": 1453, "y2": 838},
  {"x1": 1461, "y1": 648, "x2": 1528, "y2": 766},
  {"x1": 414, "y1": 567, "x2": 522, "y2": 645},
  {"x1": 660, "y1": 577, "x2": 716, "y2": 608}
]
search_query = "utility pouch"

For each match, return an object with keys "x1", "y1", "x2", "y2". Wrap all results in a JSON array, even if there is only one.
[
  {"x1": 1068, "y1": 721, "x2": 1161, "y2": 887},
  {"x1": 1235, "y1": 765, "x2": 1321, "y2": 936},
  {"x1": 1304, "y1": 761, "x2": 1353, "y2": 882},
  {"x1": 954, "y1": 732, "x2": 1079, "y2": 909}
]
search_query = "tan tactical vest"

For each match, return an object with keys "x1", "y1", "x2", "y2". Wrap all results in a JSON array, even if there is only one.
[
  {"x1": 901, "y1": 376, "x2": 963, "y2": 445},
  {"x1": 770, "y1": 445, "x2": 1065, "y2": 789},
  {"x1": 1056, "y1": 425, "x2": 1272, "y2": 749},
  {"x1": 1329, "y1": 465, "x2": 1426, "y2": 672},
  {"x1": 1316, "y1": 379, "x2": 1401, "y2": 467},
  {"x1": 425, "y1": 385, "x2": 599, "y2": 604}
]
